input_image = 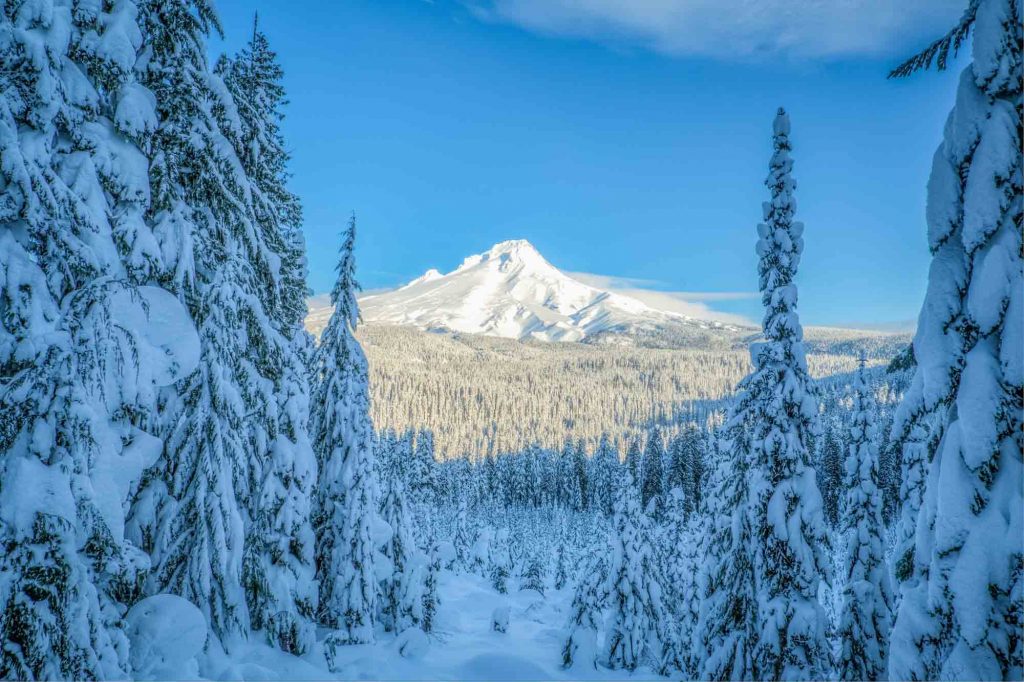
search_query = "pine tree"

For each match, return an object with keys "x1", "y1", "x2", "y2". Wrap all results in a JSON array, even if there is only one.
[
  {"x1": 310, "y1": 219, "x2": 381, "y2": 644},
  {"x1": 816, "y1": 426, "x2": 843, "y2": 527},
  {"x1": 521, "y1": 554, "x2": 546, "y2": 595},
  {"x1": 0, "y1": 1, "x2": 195, "y2": 676},
  {"x1": 640, "y1": 429, "x2": 665, "y2": 513},
  {"x1": 698, "y1": 109, "x2": 831, "y2": 681},
  {"x1": 668, "y1": 426, "x2": 705, "y2": 517},
  {"x1": 379, "y1": 473, "x2": 425, "y2": 633},
  {"x1": 553, "y1": 542, "x2": 570, "y2": 590},
  {"x1": 410, "y1": 428, "x2": 438, "y2": 507},
  {"x1": 453, "y1": 496, "x2": 473, "y2": 568},
  {"x1": 838, "y1": 357, "x2": 893, "y2": 681},
  {"x1": 888, "y1": 2, "x2": 1023, "y2": 678},
  {"x1": 219, "y1": 22, "x2": 318, "y2": 656},
  {"x1": 562, "y1": 551, "x2": 609, "y2": 669},
  {"x1": 590, "y1": 433, "x2": 618, "y2": 514},
  {"x1": 603, "y1": 473, "x2": 677, "y2": 673},
  {"x1": 746, "y1": 108, "x2": 831, "y2": 681},
  {"x1": 489, "y1": 528, "x2": 512, "y2": 594},
  {"x1": 572, "y1": 439, "x2": 589, "y2": 511},
  {"x1": 422, "y1": 543, "x2": 441, "y2": 634},
  {"x1": 132, "y1": 0, "x2": 278, "y2": 645},
  {"x1": 625, "y1": 436, "x2": 642, "y2": 488},
  {"x1": 695, "y1": 432, "x2": 758, "y2": 681}
]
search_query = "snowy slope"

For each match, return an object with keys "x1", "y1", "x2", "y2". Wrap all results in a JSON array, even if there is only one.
[{"x1": 355, "y1": 240, "x2": 737, "y2": 343}]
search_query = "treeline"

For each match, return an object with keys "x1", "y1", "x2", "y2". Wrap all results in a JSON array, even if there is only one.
[{"x1": 359, "y1": 322, "x2": 901, "y2": 459}]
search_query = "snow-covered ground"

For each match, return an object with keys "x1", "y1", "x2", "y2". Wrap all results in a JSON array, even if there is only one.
[{"x1": 190, "y1": 571, "x2": 663, "y2": 681}]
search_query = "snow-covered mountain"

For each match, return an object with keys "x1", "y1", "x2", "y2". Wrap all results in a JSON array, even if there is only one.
[{"x1": 350, "y1": 239, "x2": 739, "y2": 343}]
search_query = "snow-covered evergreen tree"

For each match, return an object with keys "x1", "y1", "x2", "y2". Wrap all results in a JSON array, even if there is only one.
[
  {"x1": 553, "y1": 542, "x2": 570, "y2": 590},
  {"x1": 590, "y1": 432, "x2": 618, "y2": 514},
  {"x1": 625, "y1": 437, "x2": 642, "y2": 489},
  {"x1": 132, "y1": 0, "x2": 284, "y2": 646},
  {"x1": 816, "y1": 426, "x2": 843, "y2": 528},
  {"x1": 603, "y1": 473, "x2": 677, "y2": 673},
  {"x1": 640, "y1": 429, "x2": 665, "y2": 514},
  {"x1": 694, "y1": 432, "x2": 758, "y2": 681},
  {"x1": 310, "y1": 218, "x2": 381, "y2": 644},
  {"x1": 219, "y1": 23, "x2": 318, "y2": 656},
  {"x1": 453, "y1": 496, "x2": 473, "y2": 567},
  {"x1": 410, "y1": 428, "x2": 438, "y2": 507},
  {"x1": 562, "y1": 552, "x2": 609, "y2": 669},
  {"x1": 379, "y1": 473, "x2": 425, "y2": 633},
  {"x1": 697, "y1": 108, "x2": 830, "y2": 681},
  {"x1": 490, "y1": 528, "x2": 512, "y2": 594},
  {"x1": 746, "y1": 108, "x2": 831, "y2": 681},
  {"x1": 0, "y1": 1, "x2": 197, "y2": 677},
  {"x1": 837, "y1": 356, "x2": 893, "y2": 681},
  {"x1": 888, "y1": 2, "x2": 1023, "y2": 678}
]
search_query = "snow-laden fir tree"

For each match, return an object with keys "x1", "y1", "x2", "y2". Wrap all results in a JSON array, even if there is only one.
[
  {"x1": 553, "y1": 541, "x2": 570, "y2": 590},
  {"x1": 625, "y1": 437, "x2": 642, "y2": 488},
  {"x1": 816, "y1": 426, "x2": 843, "y2": 528},
  {"x1": 888, "y1": 2, "x2": 1022, "y2": 678},
  {"x1": 422, "y1": 543, "x2": 441, "y2": 633},
  {"x1": 891, "y1": 419, "x2": 936, "y2": 584},
  {"x1": 453, "y1": 496, "x2": 473, "y2": 567},
  {"x1": 837, "y1": 356, "x2": 893, "y2": 681},
  {"x1": 490, "y1": 528, "x2": 512, "y2": 594},
  {"x1": 0, "y1": 1, "x2": 197, "y2": 677},
  {"x1": 521, "y1": 554, "x2": 546, "y2": 595},
  {"x1": 379, "y1": 472, "x2": 425, "y2": 634},
  {"x1": 310, "y1": 218, "x2": 382, "y2": 644},
  {"x1": 697, "y1": 108, "x2": 830, "y2": 681},
  {"x1": 640, "y1": 429, "x2": 665, "y2": 513},
  {"x1": 746, "y1": 108, "x2": 831, "y2": 681},
  {"x1": 590, "y1": 433, "x2": 618, "y2": 514},
  {"x1": 694, "y1": 432, "x2": 758, "y2": 681},
  {"x1": 128, "y1": 0, "x2": 282, "y2": 645},
  {"x1": 572, "y1": 439, "x2": 589, "y2": 511},
  {"x1": 602, "y1": 472, "x2": 678, "y2": 674},
  {"x1": 562, "y1": 551, "x2": 609, "y2": 669},
  {"x1": 667, "y1": 426, "x2": 705, "y2": 517},
  {"x1": 410, "y1": 428, "x2": 438, "y2": 507},
  {"x1": 657, "y1": 488, "x2": 690, "y2": 638},
  {"x1": 218, "y1": 22, "x2": 318, "y2": 656}
]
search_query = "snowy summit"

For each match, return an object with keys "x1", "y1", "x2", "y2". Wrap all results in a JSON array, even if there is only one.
[{"x1": 359, "y1": 239, "x2": 733, "y2": 342}]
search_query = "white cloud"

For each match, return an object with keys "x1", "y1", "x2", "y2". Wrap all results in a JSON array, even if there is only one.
[
  {"x1": 462, "y1": 0, "x2": 965, "y2": 59},
  {"x1": 566, "y1": 271, "x2": 757, "y2": 326}
]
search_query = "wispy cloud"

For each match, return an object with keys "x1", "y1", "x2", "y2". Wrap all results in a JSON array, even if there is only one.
[
  {"x1": 461, "y1": 0, "x2": 965, "y2": 60},
  {"x1": 567, "y1": 271, "x2": 757, "y2": 326}
]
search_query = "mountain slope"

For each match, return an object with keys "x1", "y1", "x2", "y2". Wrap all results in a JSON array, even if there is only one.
[{"x1": 357, "y1": 239, "x2": 740, "y2": 343}]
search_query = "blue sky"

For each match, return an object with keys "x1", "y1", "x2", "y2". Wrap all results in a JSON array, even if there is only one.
[{"x1": 212, "y1": 1, "x2": 966, "y2": 328}]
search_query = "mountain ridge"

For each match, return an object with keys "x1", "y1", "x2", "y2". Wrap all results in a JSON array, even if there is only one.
[
  {"x1": 350, "y1": 239, "x2": 741, "y2": 343},
  {"x1": 305, "y1": 240, "x2": 910, "y2": 354}
]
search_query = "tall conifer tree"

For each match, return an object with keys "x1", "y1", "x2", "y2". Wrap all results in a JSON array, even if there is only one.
[
  {"x1": 888, "y1": 2, "x2": 1022, "y2": 678},
  {"x1": 837, "y1": 357, "x2": 893, "y2": 681},
  {"x1": 1, "y1": 0, "x2": 197, "y2": 676},
  {"x1": 311, "y1": 218, "x2": 382, "y2": 644}
]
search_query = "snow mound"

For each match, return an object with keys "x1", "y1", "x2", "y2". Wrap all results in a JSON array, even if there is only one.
[
  {"x1": 491, "y1": 605, "x2": 510, "y2": 633},
  {"x1": 395, "y1": 627, "x2": 429, "y2": 658},
  {"x1": 125, "y1": 594, "x2": 207, "y2": 680}
]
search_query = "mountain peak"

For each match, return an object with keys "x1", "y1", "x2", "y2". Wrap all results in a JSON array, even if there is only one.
[
  {"x1": 355, "y1": 239, "x2": 741, "y2": 343},
  {"x1": 456, "y1": 239, "x2": 545, "y2": 272},
  {"x1": 486, "y1": 239, "x2": 538, "y2": 256}
]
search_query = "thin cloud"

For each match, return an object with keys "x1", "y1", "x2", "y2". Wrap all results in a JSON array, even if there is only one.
[
  {"x1": 567, "y1": 271, "x2": 757, "y2": 326},
  {"x1": 462, "y1": 0, "x2": 965, "y2": 60}
]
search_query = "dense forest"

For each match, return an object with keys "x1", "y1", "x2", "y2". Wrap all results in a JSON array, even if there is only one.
[{"x1": 0, "y1": 0, "x2": 1019, "y2": 680}]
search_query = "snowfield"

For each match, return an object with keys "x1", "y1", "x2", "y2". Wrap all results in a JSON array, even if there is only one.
[{"x1": 168, "y1": 570, "x2": 665, "y2": 681}]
